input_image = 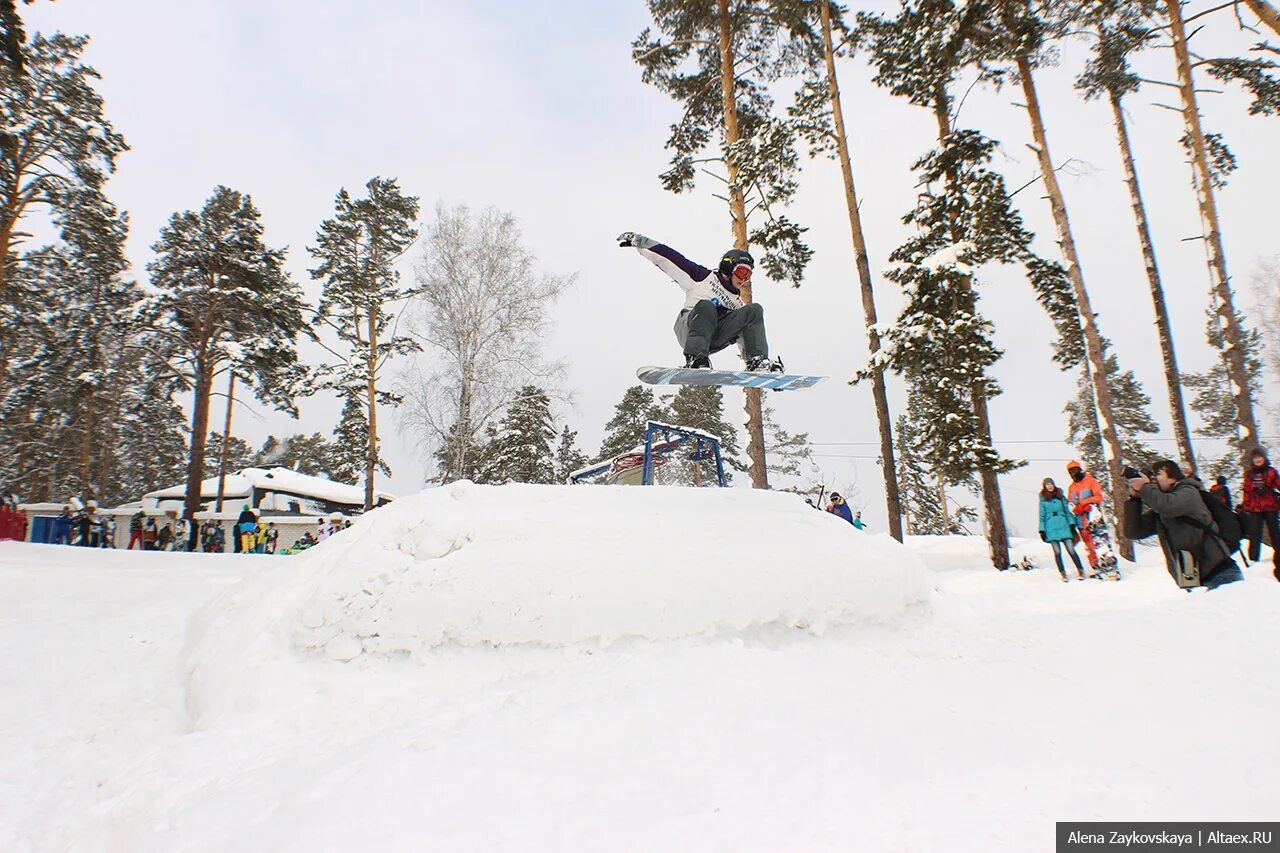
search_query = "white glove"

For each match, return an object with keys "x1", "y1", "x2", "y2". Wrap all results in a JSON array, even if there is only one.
[{"x1": 616, "y1": 231, "x2": 656, "y2": 249}]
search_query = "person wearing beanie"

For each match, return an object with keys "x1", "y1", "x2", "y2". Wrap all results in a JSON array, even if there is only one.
[
  {"x1": 1241, "y1": 448, "x2": 1280, "y2": 578},
  {"x1": 1065, "y1": 460, "x2": 1104, "y2": 569},
  {"x1": 1208, "y1": 474, "x2": 1233, "y2": 511},
  {"x1": 825, "y1": 491, "x2": 854, "y2": 524}
]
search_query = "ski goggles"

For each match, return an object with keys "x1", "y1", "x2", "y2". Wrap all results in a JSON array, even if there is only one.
[{"x1": 731, "y1": 263, "x2": 753, "y2": 281}]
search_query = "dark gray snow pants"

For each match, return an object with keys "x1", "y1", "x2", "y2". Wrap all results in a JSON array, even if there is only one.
[{"x1": 674, "y1": 300, "x2": 768, "y2": 360}]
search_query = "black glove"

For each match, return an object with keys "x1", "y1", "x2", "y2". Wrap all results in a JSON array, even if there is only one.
[{"x1": 1039, "y1": 531, "x2": 1046, "y2": 542}]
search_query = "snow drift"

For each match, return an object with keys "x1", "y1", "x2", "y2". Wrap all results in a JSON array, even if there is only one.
[{"x1": 185, "y1": 481, "x2": 931, "y2": 724}]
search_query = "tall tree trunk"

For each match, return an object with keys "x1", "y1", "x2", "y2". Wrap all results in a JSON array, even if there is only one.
[
  {"x1": 717, "y1": 0, "x2": 768, "y2": 489},
  {"x1": 1166, "y1": 0, "x2": 1260, "y2": 457},
  {"x1": 185, "y1": 359, "x2": 215, "y2": 523},
  {"x1": 1242, "y1": 0, "x2": 1280, "y2": 36},
  {"x1": 1109, "y1": 92, "x2": 1196, "y2": 470},
  {"x1": 80, "y1": 385, "x2": 94, "y2": 501},
  {"x1": 933, "y1": 94, "x2": 1010, "y2": 569},
  {"x1": 215, "y1": 371, "x2": 235, "y2": 512},
  {"x1": 455, "y1": 378, "x2": 473, "y2": 483},
  {"x1": 821, "y1": 0, "x2": 903, "y2": 540},
  {"x1": 365, "y1": 307, "x2": 379, "y2": 510},
  {"x1": 1017, "y1": 57, "x2": 1132, "y2": 560},
  {"x1": 936, "y1": 471, "x2": 952, "y2": 531}
]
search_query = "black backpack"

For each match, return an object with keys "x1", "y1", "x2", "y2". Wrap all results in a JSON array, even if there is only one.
[{"x1": 1189, "y1": 489, "x2": 1244, "y2": 552}]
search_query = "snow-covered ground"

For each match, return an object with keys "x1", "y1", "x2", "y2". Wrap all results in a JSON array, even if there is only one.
[{"x1": 2, "y1": 483, "x2": 1276, "y2": 852}]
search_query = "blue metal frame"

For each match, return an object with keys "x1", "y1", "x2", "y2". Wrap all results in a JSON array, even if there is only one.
[
  {"x1": 568, "y1": 421, "x2": 725, "y2": 487},
  {"x1": 641, "y1": 421, "x2": 726, "y2": 487}
]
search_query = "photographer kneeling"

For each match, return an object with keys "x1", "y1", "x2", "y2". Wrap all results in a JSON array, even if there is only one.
[{"x1": 1123, "y1": 459, "x2": 1244, "y2": 591}]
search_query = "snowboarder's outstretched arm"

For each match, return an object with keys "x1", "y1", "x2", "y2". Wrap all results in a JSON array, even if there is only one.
[{"x1": 617, "y1": 231, "x2": 714, "y2": 294}]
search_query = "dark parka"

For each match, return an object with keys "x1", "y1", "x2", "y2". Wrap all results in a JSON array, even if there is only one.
[{"x1": 1124, "y1": 477, "x2": 1233, "y2": 585}]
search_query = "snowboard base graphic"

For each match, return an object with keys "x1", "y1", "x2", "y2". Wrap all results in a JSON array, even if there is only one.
[{"x1": 637, "y1": 365, "x2": 826, "y2": 392}]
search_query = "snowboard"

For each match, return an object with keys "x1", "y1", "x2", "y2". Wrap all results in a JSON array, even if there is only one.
[
  {"x1": 637, "y1": 365, "x2": 827, "y2": 392},
  {"x1": 1085, "y1": 514, "x2": 1122, "y2": 581}
]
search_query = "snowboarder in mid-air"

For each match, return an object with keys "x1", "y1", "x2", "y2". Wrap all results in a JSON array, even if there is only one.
[{"x1": 616, "y1": 231, "x2": 782, "y2": 373}]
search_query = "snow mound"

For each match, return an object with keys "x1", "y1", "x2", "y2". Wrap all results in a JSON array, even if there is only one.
[{"x1": 185, "y1": 482, "x2": 930, "y2": 723}]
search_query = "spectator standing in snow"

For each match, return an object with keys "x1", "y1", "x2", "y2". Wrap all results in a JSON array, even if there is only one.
[
  {"x1": 143, "y1": 516, "x2": 159, "y2": 550},
  {"x1": 1208, "y1": 475, "x2": 1232, "y2": 512},
  {"x1": 0, "y1": 495, "x2": 26, "y2": 541},
  {"x1": 53, "y1": 505, "x2": 74, "y2": 545},
  {"x1": 825, "y1": 492, "x2": 854, "y2": 524},
  {"x1": 75, "y1": 502, "x2": 94, "y2": 546},
  {"x1": 235, "y1": 505, "x2": 256, "y2": 553},
  {"x1": 317, "y1": 519, "x2": 330, "y2": 541},
  {"x1": 1038, "y1": 477, "x2": 1086, "y2": 582},
  {"x1": 266, "y1": 522, "x2": 279, "y2": 554},
  {"x1": 128, "y1": 511, "x2": 145, "y2": 550},
  {"x1": 1124, "y1": 460, "x2": 1243, "y2": 590},
  {"x1": 1066, "y1": 461, "x2": 1104, "y2": 570},
  {"x1": 851, "y1": 510, "x2": 866, "y2": 530},
  {"x1": 158, "y1": 522, "x2": 174, "y2": 551},
  {"x1": 1240, "y1": 449, "x2": 1280, "y2": 578}
]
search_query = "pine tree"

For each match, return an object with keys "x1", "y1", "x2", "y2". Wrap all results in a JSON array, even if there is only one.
[
  {"x1": 1065, "y1": 344, "x2": 1160, "y2": 494},
  {"x1": 633, "y1": 0, "x2": 817, "y2": 488},
  {"x1": 554, "y1": 426, "x2": 589, "y2": 484},
  {"x1": 665, "y1": 384, "x2": 743, "y2": 485},
  {"x1": 483, "y1": 386, "x2": 558, "y2": 485},
  {"x1": 598, "y1": 385, "x2": 671, "y2": 460},
  {"x1": 895, "y1": 403, "x2": 948, "y2": 536},
  {"x1": 956, "y1": 0, "x2": 1135, "y2": 557},
  {"x1": 145, "y1": 186, "x2": 307, "y2": 522},
  {"x1": 1242, "y1": 0, "x2": 1280, "y2": 37},
  {"x1": 787, "y1": 0, "x2": 903, "y2": 539},
  {"x1": 1, "y1": 1, "x2": 32, "y2": 74},
  {"x1": 1162, "y1": 0, "x2": 1269, "y2": 455},
  {"x1": 761, "y1": 402, "x2": 812, "y2": 485},
  {"x1": 309, "y1": 177, "x2": 420, "y2": 510},
  {"x1": 112, "y1": 367, "x2": 188, "y2": 501},
  {"x1": 203, "y1": 432, "x2": 257, "y2": 479},
  {"x1": 855, "y1": 0, "x2": 1088, "y2": 568},
  {"x1": 1184, "y1": 300, "x2": 1265, "y2": 478},
  {"x1": 0, "y1": 32, "x2": 127, "y2": 404},
  {"x1": 1074, "y1": 0, "x2": 1196, "y2": 470},
  {"x1": 0, "y1": 188, "x2": 159, "y2": 506},
  {"x1": 331, "y1": 395, "x2": 385, "y2": 484}
]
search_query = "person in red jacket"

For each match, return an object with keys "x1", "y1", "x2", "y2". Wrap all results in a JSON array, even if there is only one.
[
  {"x1": 1066, "y1": 460, "x2": 1104, "y2": 569},
  {"x1": 1241, "y1": 448, "x2": 1280, "y2": 575}
]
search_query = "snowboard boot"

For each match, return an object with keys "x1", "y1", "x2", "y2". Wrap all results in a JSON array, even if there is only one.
[
  {"x1": 1059, "y1": 571, "x2": 1068, "y2": 583},
  {"x1": 1077, "y1": 569, "x2": 1086, "y2": 580},
  {"x1": 684, "y1": 353, "x2": 711, "y2": 369},
  {"x1": 745, "y1": 355, "x2": 784, "y2": 373}
]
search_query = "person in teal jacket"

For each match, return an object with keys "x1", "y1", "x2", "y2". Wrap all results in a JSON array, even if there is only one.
[{"x1": 1039, "y1": 477, "x2": 1086, "y2": 582}]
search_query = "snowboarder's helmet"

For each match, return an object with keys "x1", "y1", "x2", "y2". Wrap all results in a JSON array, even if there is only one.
[{"x1": 718, "y1": 249, "x2": 754, "y2": 277}]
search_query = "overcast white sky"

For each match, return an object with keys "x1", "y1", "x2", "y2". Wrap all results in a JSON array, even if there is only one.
[{"x1": 23, "y1": 0, "x2": 1280, "y2": 536}]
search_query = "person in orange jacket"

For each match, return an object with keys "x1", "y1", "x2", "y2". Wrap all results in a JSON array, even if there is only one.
[{"x1": 1066, "y1": 460, "x2": 1104, "y2": 569}]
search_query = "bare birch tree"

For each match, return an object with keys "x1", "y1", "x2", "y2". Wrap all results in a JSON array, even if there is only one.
[{"x1": 399, "y1": 203, "x2": 573, "y2": 483}]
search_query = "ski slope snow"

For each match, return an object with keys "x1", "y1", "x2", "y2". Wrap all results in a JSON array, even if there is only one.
[{"x1": 1, "y1": 482, "x2": 1276, "y2": 852}]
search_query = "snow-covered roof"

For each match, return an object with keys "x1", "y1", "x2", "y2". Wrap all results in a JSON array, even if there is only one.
[{"x1": 143, "y1": 467, "x2": 395, "y2": 507}]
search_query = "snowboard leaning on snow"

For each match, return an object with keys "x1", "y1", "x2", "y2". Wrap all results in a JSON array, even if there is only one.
[
  {"x1": 1086, "y1": 515, "x2": 1122, "y2": 581},
  {"x1": 637, "y1": 365, "x2": 827, "y2": 392}
]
